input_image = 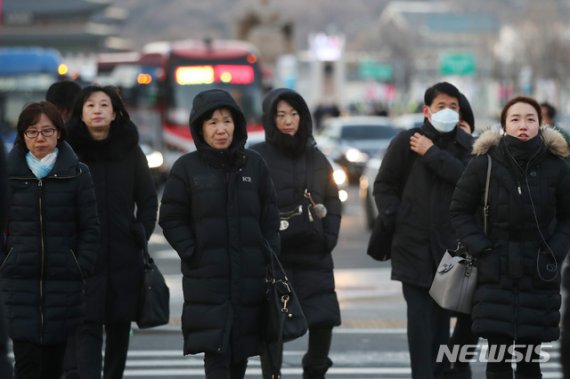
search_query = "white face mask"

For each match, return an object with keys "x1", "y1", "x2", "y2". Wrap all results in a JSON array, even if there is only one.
[{"x1": 430, "y1": 108, "x2": 459, "y2": 133}]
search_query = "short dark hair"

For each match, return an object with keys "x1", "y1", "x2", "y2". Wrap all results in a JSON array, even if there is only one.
[
  {"x1": 46, "y1": 80, "x2": 82, "y2": 114},
  {"x1": 500, "y1": 96, "x2": 542, "y2": 129},
  {"x1": 424, "y1": 82, "x2": 461, "y2": 107},
  {"x1": 15, "y1": 101, "x2": 67, "y2": 147},
  {"x1": 69, "y1": 85, "x2": 131, "y2": 127},
  {"x1": 540, "y1": 101, "x2": 556, "y2": 120}
]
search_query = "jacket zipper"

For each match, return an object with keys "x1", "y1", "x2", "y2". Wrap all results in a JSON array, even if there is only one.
[
  {"x1": 513, "y1": 285, "x2": 519, "y2": 340},
  {"x1": 9, "y1": 172, "x2": 81, "y2": 344},
  {"x1": 0, "y1": 248, "x2": 14, "y2": 272},
  {"x1": 69, "y1": 249, "x2": 85, "y2": 282}
]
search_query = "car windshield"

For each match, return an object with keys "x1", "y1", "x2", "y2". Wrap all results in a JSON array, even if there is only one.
[{"x1": 341, "y1": 125, "x2": 397, "y2": 140}]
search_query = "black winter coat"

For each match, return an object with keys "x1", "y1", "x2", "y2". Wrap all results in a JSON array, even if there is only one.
[
  {"x1": 0, "y1": 142, "x2": 99, "y2": 344},
  {"x1": 66, "y1": 120, "x2": 158, "y2": 323},
  {"x1": 250, "y1": 88, "x2": 341, "y2": 327},
  {"x1": 450, "y1": 128, "x2": 570, "y2": 342},
  {"x1": 0, "y1": 139, "x2": 12, "y2": 378},
  {"x1": 159, "y1": 89, "x2": 280, "y2": 359},
  {"x1": 373, "y1": 121, "x2": 473, "y2": 287}
]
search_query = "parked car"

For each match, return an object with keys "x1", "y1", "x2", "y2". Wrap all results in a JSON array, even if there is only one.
[
  {"x1": 359, "y1": 157, "x2": 381, "y2": 229},
  {"x1": 140, "y1": 143, "x2": 167, "y2": 186},
  {"x1": 392, "y1": 113, "x2": 425, "y2": 130},
  {"x1": 316, "y1": 116, "x2": 398, "y2": 183},
  {"x1": 330, "y1": 160, "x2": 349, "y2": 205}
]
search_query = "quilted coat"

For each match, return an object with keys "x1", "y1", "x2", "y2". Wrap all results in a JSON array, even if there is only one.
[
  {"x1": 450, "y1": 128, "x2": 570, "y2": 342},
  {"x1": 159, "y1": 89, "x2": 280, "y2": 359},
  {"x1": 1, "y1": 142, "x2": 99, "y2": 344}
]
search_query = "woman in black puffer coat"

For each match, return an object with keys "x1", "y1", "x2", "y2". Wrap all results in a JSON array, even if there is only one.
[
  {"x1": 159, "y1": 89, "x2": 280, "y2": 379},
  {"x1": 450, "y1": 96, "x2": 570, "y2": 379},
  {"x1": 250, "y1": 88, "x2": 342, "y2": 379},
  {"x1": 1, "y1": 102, "x2": 99, "y2": 378},
  {"x1": 65, "y1": 85, "x2": 158, "y2": 379}
]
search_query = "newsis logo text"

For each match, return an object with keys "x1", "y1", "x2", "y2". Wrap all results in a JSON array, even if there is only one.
[{"x1": 436, "y1": 344, "x2": 552, "y2": 363}]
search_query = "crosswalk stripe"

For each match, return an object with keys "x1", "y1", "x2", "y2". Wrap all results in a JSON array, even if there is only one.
[{"x1": 121, "y1": 348, "x2": 564, "y2": 378}]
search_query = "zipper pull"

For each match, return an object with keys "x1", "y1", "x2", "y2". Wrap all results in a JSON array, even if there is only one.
[{"x1": 517, "y1": 184, "x2": 522, "y2": 195}]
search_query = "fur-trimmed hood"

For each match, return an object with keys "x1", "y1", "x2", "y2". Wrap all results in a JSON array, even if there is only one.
[{"x1": 472, "y1": 127, "x2": 570, "y2": 158}]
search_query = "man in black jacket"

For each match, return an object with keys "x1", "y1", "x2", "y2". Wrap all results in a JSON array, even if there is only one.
[{"x1": 373, "y1": 82, "x2": 473, "y2": 379}]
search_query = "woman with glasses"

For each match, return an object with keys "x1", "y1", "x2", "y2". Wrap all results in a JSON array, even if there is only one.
[
  {"x1": 0, "y1": 101, "x2": 99, "y2": 378},
  {"x1": 65, "y1": 85, "x2": 158, "y2": 379}
]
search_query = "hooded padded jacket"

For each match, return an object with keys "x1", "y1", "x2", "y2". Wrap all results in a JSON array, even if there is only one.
[
  {"x1": 249, "y1": 88, "x2": 341, "y2": 327},
  {"x1": 159, "y1": 89, "x2": 280, "y2": 358}
]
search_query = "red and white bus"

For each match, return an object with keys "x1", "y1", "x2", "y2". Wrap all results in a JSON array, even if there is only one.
[{"x1": 97, "y1": 39, "x2": 265, "y2": 170}]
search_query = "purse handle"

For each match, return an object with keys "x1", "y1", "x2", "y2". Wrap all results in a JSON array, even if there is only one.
[{"x1": 483, "y1": 154, "x2": 492, "y2": 235}]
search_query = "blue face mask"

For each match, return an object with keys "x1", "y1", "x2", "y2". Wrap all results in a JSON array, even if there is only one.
[
  {"x1": 430, "y1": 108, "x2": 459, "y2": 133},
  {"x1": 26, "y1": 149, "x2": 58, "y2": 179}
]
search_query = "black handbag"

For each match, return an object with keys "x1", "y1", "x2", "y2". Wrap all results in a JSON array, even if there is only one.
[
  {"x1": 279, "y1": 191, "x2": 324, "y2": 248},
  {"x1": 366, "y1": 214, "x2": 393, "y2": 261},
  {"x1": 136, "y1": 246, "x2": 170, "y2": 329},
  {"x1": 263, "y1": 243, "x2": 308, "y2": 344}
]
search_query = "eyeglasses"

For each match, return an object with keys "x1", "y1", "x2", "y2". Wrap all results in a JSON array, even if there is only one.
[{"x1": 24, "y1": 128, "x2": 57, "y2": 138}]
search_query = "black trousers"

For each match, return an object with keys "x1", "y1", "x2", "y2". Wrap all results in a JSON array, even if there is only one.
[
  {"x1": 402, "y1": 283, "x2": 450, "y2": 379},
  {"x1": 260, "y1": 326, "x2": 333, "y2": 379},
  {"x1": 75, "y1": 321, "x2": 131, "y2": 379},
  {"x1": 204, "y1": 352, "x2": 248, "y2": 379},
  {"x1": 446, "y1": 312, "x2": 478, "y2": 373},
  {"x1": 12, "y1": 340, "x2": 65, "y2": 379},
  {"x1": 486, "y1": 335, "x2": 541, "y2": 376}
]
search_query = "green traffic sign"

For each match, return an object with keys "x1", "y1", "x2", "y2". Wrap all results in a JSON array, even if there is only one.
[
  {"x1": 440, "y1": 53, "x2": 476, "y2": 76},
  {"x1": 358, "y1": 61, "x2": 393, "y2": 80}
]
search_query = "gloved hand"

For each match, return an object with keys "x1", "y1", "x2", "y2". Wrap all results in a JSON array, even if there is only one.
[{"x1": 380, "y1": 209, "x2": 397, "y2": 233}]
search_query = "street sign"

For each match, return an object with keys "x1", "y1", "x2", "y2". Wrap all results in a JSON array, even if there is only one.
[
  {"x1": 439, "y1": 53, "x2": 476, "y2": 76},
  {"x1": 358, "y1": 61, "x2": 393, "y2": 80}
]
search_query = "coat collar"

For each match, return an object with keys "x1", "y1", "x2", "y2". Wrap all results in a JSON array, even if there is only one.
[
  {"x1": 66, "y1": 120, "x2": 139, "y2": 162},
  {"x1": 472, "y1": 127, "x2": 570, "y2": 157},
  {"x1": 7, "y1": 141, "x2": 81, "y2": 179}
]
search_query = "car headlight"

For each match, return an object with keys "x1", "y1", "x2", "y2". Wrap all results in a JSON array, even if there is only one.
[
  {"x1": 146, "y1": 151, "x2": 164, "y2": 169},
  {"x1": 344, "y1": 147, "x2": 368, "y2": 163},
  {"x1": 333, "y1": 167, "x2": 347, "y2": 186}
]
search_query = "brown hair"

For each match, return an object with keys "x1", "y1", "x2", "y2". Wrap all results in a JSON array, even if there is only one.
[
  {"x1": 15, "y1": 101, "x2": 66, "y2": 147},
  {"x1": 500, "y1": 96, "x2": 542, "y2": 130}
]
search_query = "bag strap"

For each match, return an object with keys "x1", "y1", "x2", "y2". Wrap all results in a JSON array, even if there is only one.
[
  {"x1": 142, "y1": 244, "x2": 152, "y2": 268},
  {"x1": 305, "y1": 147, "x2": 315, "y2": 192},
  {"x1": 483, "y1": 154, "x2": 492, "y2": 235}
]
